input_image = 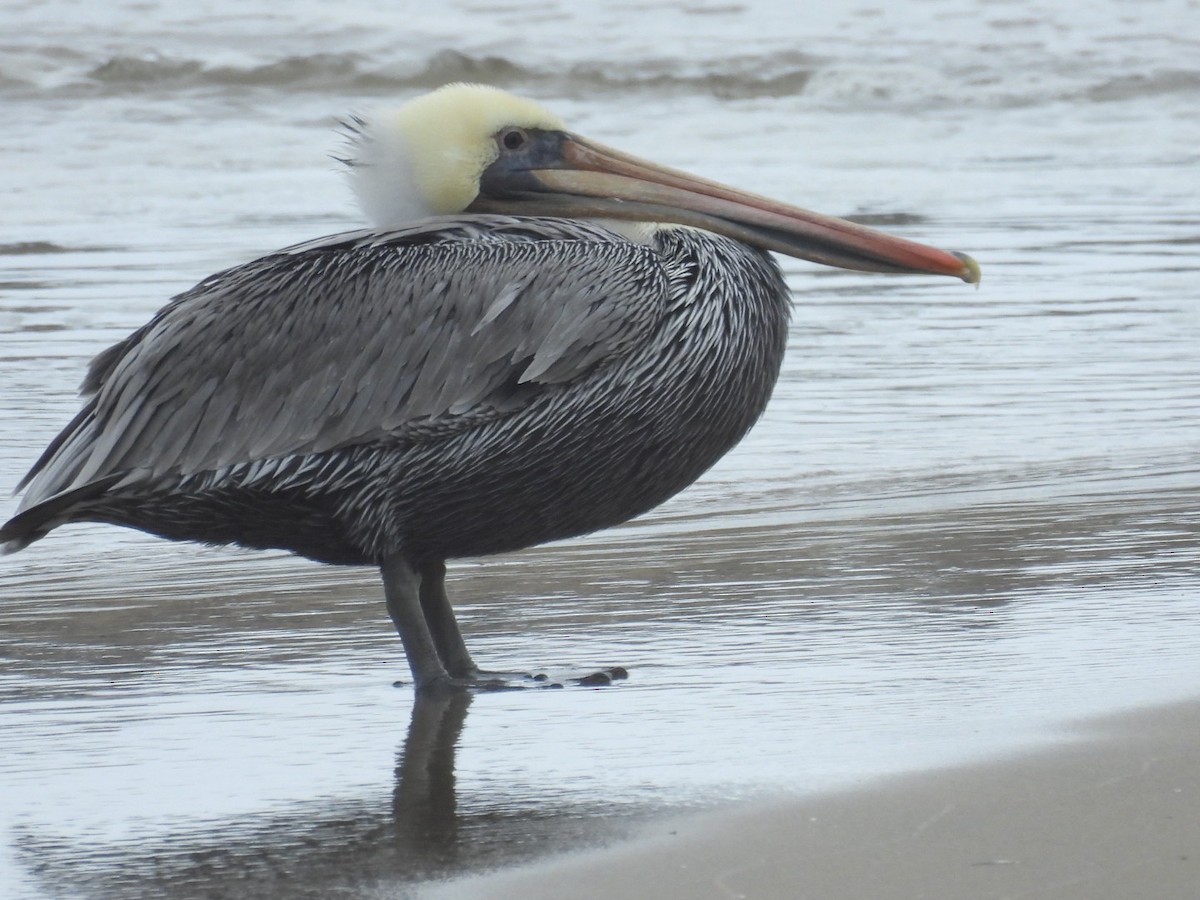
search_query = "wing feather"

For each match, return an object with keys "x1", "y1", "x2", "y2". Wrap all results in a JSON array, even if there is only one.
[{"x1": 18, "y1": 220, "x2": 667, "y2": 509}]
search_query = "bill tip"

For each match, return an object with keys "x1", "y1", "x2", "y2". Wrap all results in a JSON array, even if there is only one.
[{"x1": 953, "y1": 252, "x2": 982, "y2": 285}]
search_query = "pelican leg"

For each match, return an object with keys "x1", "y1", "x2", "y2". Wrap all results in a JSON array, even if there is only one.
[
  {"x1": 417, "y1": 562, "x2": 546, "y2": 687},
  {"x1": 384, "y1": 556, "x2": 622, "y2": 691},
  {"x1": 382, "y1": 554, "x2": 450, "y2": 690},
  {"x1": 417, "y1": 560, "x2": 479, "y2": 678}
]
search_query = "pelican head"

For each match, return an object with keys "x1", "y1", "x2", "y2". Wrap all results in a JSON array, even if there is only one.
[{"x1": 345, "y1": 83, "x2": 980, "y2": 283}]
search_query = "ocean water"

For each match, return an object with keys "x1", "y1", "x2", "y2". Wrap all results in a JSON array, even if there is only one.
[{"x1": 1, "y1": 0, "x2": 1198, "y2": 897}]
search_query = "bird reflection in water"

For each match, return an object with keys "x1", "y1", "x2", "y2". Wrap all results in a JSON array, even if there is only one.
[
  {"x1": 392, "y1": 690, "x2": 473, "y2": 862},
  {"x1": 16, "y1": 693, "x2": 653, "y2": 895}
]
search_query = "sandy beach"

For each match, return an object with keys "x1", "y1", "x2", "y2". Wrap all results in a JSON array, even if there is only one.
[{"x1": 424, "y1": 698, "x2": 1200, "y2": 899}]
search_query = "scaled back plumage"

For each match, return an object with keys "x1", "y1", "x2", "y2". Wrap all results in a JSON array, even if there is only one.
[{"x1": 8, "y1": 217, "x2": 670, "y2": 526}]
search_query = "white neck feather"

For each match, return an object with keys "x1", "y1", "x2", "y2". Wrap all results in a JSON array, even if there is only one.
[{"x1": 343, "y1": 109, "x2": 433, "y2": 227}]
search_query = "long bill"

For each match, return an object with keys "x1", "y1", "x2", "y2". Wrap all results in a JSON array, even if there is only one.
[{"x1": 473, "y1": 133, "x2": 981, "y2": 284}]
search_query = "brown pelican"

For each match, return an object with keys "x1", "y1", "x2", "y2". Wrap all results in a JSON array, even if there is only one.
[{"x1": 1, "y1": 84, "x2": 979, "y2": 691}]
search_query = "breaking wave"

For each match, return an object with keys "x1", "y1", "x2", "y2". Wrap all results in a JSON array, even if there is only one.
[
  {"x1": 1, "y1": 47, "x2": 821, "y2": 100},
  {"x1": 2, "y1": 42, "x2": 1196, "y2": 111}
]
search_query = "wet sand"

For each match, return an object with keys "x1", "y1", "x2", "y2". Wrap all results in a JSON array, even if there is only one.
[{"x1": 425, "y1": 698, "x2": 1200, "y2": 899}]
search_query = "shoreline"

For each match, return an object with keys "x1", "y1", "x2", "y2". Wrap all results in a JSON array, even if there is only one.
[{"x1": 423, "y1": 697, "x2": 1200, "y2": 899}]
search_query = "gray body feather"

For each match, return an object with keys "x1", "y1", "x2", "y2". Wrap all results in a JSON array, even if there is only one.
[{"x1": 3, "y1": 215, "x2": 790, "y2": 565}]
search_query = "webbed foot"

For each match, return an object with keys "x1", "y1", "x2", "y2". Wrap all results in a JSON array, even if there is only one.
[
  {"x1": 393, "y1": 665, "x2": 629, "y2": 693},
  {"x1": 569, "y1": 666, "x2": 630, "y2": 686}
]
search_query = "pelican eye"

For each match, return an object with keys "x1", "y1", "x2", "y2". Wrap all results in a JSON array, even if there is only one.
[{"x1": 499, "y1": 128, "x2": 528, "y2": 151}]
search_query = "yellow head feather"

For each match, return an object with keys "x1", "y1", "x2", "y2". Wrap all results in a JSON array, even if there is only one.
[{"x1": 346, "y1": 84, "x2": 565, "y2": 226}]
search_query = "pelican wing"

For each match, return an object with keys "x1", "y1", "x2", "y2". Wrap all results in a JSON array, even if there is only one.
[{"x1": 18, "y1": 219, "x2": 667, "y2": 506}]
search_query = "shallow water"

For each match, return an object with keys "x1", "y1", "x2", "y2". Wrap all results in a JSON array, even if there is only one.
[{"x1": 2, "y1": 0, "x2": 1199, "y2": 897}]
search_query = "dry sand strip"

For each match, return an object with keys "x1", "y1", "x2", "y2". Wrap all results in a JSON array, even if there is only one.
[{"x1": 422, "y1": 698, "x2": 1200, "y2": 900}]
